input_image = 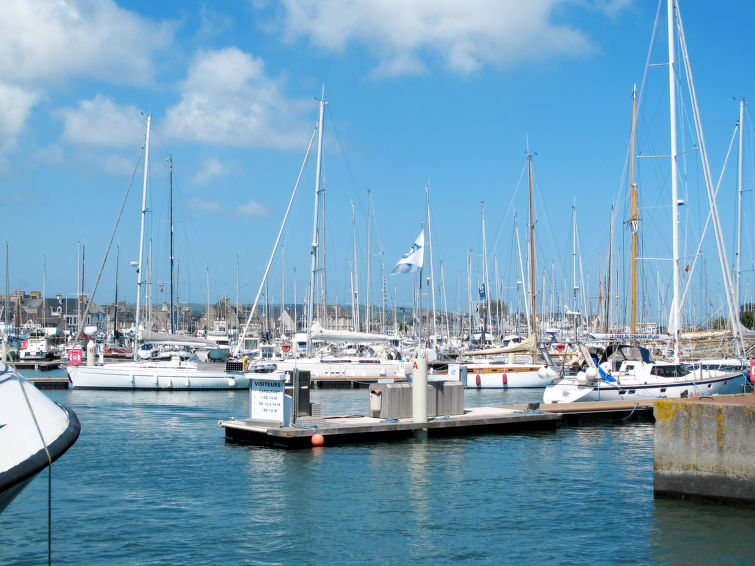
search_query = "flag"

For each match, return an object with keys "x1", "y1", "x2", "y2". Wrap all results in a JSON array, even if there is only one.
[
  {"x1": 391, "y1": 230, "x2": 424, "y2": 275},
  {"x1": 479, "y1": 283, "x2": 486, "y2": 300}
]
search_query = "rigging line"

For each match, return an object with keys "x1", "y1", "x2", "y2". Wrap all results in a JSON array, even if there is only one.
[
  {"x1": 73, "y1": 146, "x2": 145, "y2": 349},
  {"x1": 679, "y1": 115, "x2": 739, "y2": 312},
  {"x1": 12, "y1": 369, "x2": 53, "y2": 564},
  {"x1": 610, "y1": 0, "x2": 662, "y2": 229},
  {"x1": 491, "y1": 159, "x2": 528, "y2": 253},
  {"x1": 234, "y1": 124, "x2": 318, "y2": 357}
]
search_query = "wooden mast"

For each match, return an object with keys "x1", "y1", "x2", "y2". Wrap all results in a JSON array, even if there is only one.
[{"x1": 629, "y1": 86, "x2": 639, "y2": 333}]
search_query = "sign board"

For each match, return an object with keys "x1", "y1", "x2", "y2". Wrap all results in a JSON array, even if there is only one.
[{"x1": 250, "y1": 376, "x2": 286, "y2": 423}]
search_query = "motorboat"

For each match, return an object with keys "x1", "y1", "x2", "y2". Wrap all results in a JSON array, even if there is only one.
[{"x1": 0, "y1": 362, "x2": 80, "y2": 513}]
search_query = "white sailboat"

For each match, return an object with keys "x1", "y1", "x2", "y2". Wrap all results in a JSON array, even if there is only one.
[
  {"x1": 456, "y1": 153, "x2": 555, "y2": 388},
  {"x1": 1, "y1": 362, "x2": 80, "y2": 513},
  {"x1": 67, "y1": 115, "x2": 252, "y2": 390},
  {"x1": 233, "y1": 89, "x2": 411, "y2": 383},
  {"x1": 544, "y1": 0, "x2": 750, "y2": 403}
]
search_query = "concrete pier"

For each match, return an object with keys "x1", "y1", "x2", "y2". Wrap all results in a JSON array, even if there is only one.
[{"x1": 654, "y1": 394, "x2": 755, "y2": 505}]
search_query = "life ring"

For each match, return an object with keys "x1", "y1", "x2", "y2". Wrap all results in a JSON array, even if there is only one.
[
  {"x1": 749, "y1": 359, "x2": 755, "y2": 383},
  {"x1": 281, "y1": 343, "x2": 291, "y2": 353},
  {"x1": 555, "y1": 343, "x2": 566, "y2": 353}
]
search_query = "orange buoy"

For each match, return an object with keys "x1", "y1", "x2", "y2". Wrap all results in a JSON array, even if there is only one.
[{"x1": 311, "y1": 433, "x2": 325, "y2": 446}]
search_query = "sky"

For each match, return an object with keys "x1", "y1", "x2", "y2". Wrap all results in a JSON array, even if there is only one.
[{"x1": 1, "y1": 0, "x2": 755, "y2": 327}]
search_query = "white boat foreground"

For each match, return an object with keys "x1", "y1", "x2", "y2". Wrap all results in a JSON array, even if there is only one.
[
  {"x1": 67, "y1": 358, "x2": 250, "y2": 390},
  {"x1": 1, "y1": 362, "x2": 80, "y2": 513},
  {"x1": 543, "y1": 345, "x2": 750, "y2": 404}
]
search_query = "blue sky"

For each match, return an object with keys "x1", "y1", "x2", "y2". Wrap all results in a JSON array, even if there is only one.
[{"x1": 1, "y1": 0, "x2": 754, "y2": 326}]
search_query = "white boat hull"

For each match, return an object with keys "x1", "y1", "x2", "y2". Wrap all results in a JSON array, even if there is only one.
[
  {"x1": 274, "y1": 358, "x2": 409, "y2": 380},
  {"x1": 465, "y1": 366, "x2": 552, "y2": 389},
  {"x1": 543, "y1": 372, "x2": 749, "y2": 403},
  {"x1": 1, "y1": 363, "x2": 80, "y2": 513},
  {"x1": 67, "y1": 361, "x2": 250, "y2": 390}
]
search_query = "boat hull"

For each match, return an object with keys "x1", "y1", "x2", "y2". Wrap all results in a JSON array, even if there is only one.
[
  {"x1": 465, "y1": 366, "x2": 551, "y2": 388},
  {"x1": 67, "y1": 362, "x2": 250, "y2": 390},
  {"x1": 543, "y1": 372, "x2": 749, "y2": 403},
  {"x1": 0, "y1": 365, "x2": 81, "y2": 513},
  {"x1": 275, "y1": 358, "x2": 409, "y2": 380}
]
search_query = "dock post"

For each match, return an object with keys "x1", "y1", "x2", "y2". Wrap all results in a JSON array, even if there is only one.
[{"x1": 412, "y1": 351, "x2": 428, "y2": 439}]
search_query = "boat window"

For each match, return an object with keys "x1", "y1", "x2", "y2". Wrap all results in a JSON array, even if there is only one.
[{"x1": 650, "y1": 364, "x2": 691, "y2": 378}]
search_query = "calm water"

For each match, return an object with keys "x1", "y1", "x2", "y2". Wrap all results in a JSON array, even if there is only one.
[{"x1": 2, "y1": 370, "x2": 754, "y2": 565}]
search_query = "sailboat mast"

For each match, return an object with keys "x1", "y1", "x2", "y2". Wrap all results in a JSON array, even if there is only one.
[
  {"x1": 426, "y1": 185, "x2": 437, "y2": 338},
  {"x1": 629, "y1": 86, "x2": 639, "y2": 333},
  {"x1": 514, "y1": 214, "x2": 530, "y2": 331},
  {"x1": 481, "y1": 202, "x2": 492, "y2": 335},
  {"x1": 306, "y1": 89, "x2": 326, "y2": 353},
  {"x1": 366, "y1": 189, "x2": 372, "y2": 332},
  {"x1": 134, "y1": 114, "x2": 151, "y2": 360},
  {"x1": 168, "y1": 155, "x2": 175, "y2": 334},
  {"x1": 114, "y1": 245, "x2": 119, "y2": 344},
  {"x1": 736, "y1": 98, "x2": 745, "y2": 310},
  {"x1": 528, "y1": 154, "x2": 537, "y2": 336},
  {"x1": 667, "y1": 0, "x2": 680, "y2": 362},
  {"x1": 351, "y1": 202, "x2": 359, "y2": 330}
]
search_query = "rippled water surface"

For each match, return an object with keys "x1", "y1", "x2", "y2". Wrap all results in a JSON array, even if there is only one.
[{"x1": 2, "y1": 373, "x2": 754, "y2": 565}]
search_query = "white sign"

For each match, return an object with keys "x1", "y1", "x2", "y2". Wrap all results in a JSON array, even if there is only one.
[{"x1": 250, "y1": 377, "x2": 285, "y2": 422}]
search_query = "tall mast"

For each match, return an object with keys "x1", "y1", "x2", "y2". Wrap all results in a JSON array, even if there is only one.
[
  {"x1": 42, "y1": 255, "x2": 46, "y2": 330},
  {"x1": 134, "y1": 114, "x2": 151, "y2": 360},
  {"x1": 3, "y1": 242, "x2": 8, "y2": 330},
  {"x1": 168, "y1": 155, "x2": 175, "y2": 334},
  {"x1": 605, "y1": 208, "x2": 614, "y2": 333},
  {"x1": 366, "y1": 189, "x2": 372, "y2": 332},
  {"x1": 514, "y1": 214, "x2": 530, "y2": 331},
  {"x1": 572, "y1": 204, "x2": 578, "y2": 313},
  {"x1": 629, "y1": 86, "x2": 639, "y2": 333},
  {"x1": 306, "y1": 87, "x2": 326, "y2": 353},
  {"x1": 668, "y1": 0, "x2": 680, "y2": 362},
  {"x1": 351, "y1": 202, "x2": 360, "y2": 330},
  {"x1": 281, "y1": 245, "x2": 285, "y2": 335},
  {"x1": 426, "y1": 185, "x2": 437, "y2": 338},
  {"x1": 481, "y1": 202, "x2": 492, "y2": 335},
  {"x1": 528, "y1": 154, "x2": 537, "y2": 336},
  {"x1": 380, "y1": 251, "x2": 386, "y2": 333},
  {"x1": 114, "y1": 245, "x2": 119, "y2": 343},
  {"x1": 736, "y1": 98, "x2": 745, "y2": 311}
]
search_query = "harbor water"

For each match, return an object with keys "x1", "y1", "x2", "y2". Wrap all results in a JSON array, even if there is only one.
[{"x1": 2, "y1": 370, "x2": 754, "y2": 565}]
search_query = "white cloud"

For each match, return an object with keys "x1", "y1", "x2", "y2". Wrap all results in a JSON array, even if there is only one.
[
  {"x1": 189, "y1": 197, "x2": 222, "y2": 211},
  {"x1": 278, "y1": 0, "x2": 599, "y2": 77},
  {"x1": 0, "y1": 82, "x2": 40, "y2": 153},
  {"x1": 0, "y1": 0, "x2": 173, "y2": 86},
  {"x1": 237, "y1": 199, "x2": 270, "y2": 217},
  {"x1": 60, "y1": 95, "x2": 146, "y2": 147},
  {"x1": 193, "y1": 157, "x2": 229, "y2": 185},
  {"x1": 104, "y1": 153, "x2": 140, "y2": 176},
  {"x1": 162, "y1": 47, "x2": 310, "y2": 148}
]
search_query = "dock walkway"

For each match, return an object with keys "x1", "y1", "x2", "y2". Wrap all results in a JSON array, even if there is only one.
[{"x1": 221, "y1": 405, "x2": 561, "y2": 448}]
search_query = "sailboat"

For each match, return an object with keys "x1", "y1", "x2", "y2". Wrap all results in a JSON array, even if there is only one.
[
  {"x1": 544, "y1": 0, "x2": 750, "y2": 403},
  {"x1": 234, "y1": 90, "x2": 410, "y2": 384},
  {"x1": 454, "y1": 153, "x2": 556, "y2": 388},
  {"x1": 1, "y1": 362, "x2": 80, "y2": 513},
  {"x1": 67, "y1": 116, "x2": 253, "y2": 390}
]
